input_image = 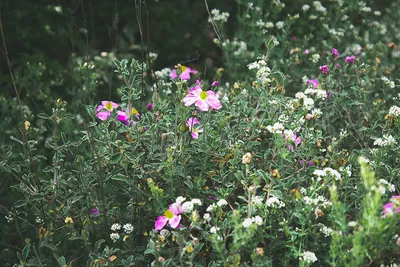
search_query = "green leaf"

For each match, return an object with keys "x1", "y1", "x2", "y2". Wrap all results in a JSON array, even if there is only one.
[
  {"x1": 109, "y1": 153, "x2": 123, "y2": 164},
  {"x1": 184, "y1": 180, "x2": 193, "y2": 190},
  {"x1": 10, "y1": 136, "x2": 24, "y2": 145},
  {"x1": 22, "y1": 243, "x2": 30, "y2": 262},
  {"x1": 37, "y1": 113, "x2": 52, "y2": 120},
  {"x1": 57, "y1": 256, "x2": 66, "y2": 267},
  {"x1": 14, "y1": 200, "x2": 27, "y2": 208},
  {"x1": 94, "y1": 239, "x2": 105, "y2": 252},
  {"x1": 257, "y1": 169, "x2": 270, "y2": 182},
  {"x1": 111, "y1": 174, "x2": 129, "y2": 183}
]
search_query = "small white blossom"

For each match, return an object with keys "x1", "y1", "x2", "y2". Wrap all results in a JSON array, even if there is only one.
[
  {"x1": 191, "y1": 198, "x2": 202, "y2": 206},
  {"x1": 182, "y1": 201, "x2": 194, "y2": 213},
  {"x1": 111, "y1": 223, "x2": 121, "y2": 231},
  {"x1": 299, "y1": 251, "x2": 318, "y2": 263},
  {"x1": 203, "y1": 213, "x2": 211, "y2": 222},
  {"x1": 176, "y1": 196, "x2": 186, "y2": 204},
  {"x1": 254, "y1": 215, "x2": 263, "y2": 225},
  {"x1": 110, "y1": 233, "x2": 120, "y2": 242},
  {"x1": 217, "y1": 199, "x2": 228, "y2": 207},
  {"x1": 123, "y1": 223, "x2": 134, "y2": 234},
  {"x1": 210, "y1": 226, "x2": 220, "y2": 234},
  {"x1": 242, "y1": 218, "x2": 253, "y2": 228}
]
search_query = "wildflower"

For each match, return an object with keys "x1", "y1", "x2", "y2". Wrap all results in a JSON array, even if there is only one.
[
  {"x1": 211, "y1": 81, "x2": 220, "y2": 86},
  {"x1": 65, "y1": 217, "x2": 73, "y2": 224},
  {"x1": 345, "y1": 55, "x2": 355, "y2": 64},
  {"x1": 155, "y1": 203, "x2": 183, "y2": 231},
  {"x1": 203, "y1": 213, "x2": 211, "y2": 222},
  {"x1": 254, "y1": 215, "x2": 263, "y2": 225},
  {"x1": 91, "y1": 208, "x2": 99, "y2": 216},
  {"x1": 186, "y1": 117, "x2": 204, "y2": 139},
  {"x1": 176, "y1": 196, "x2": 186, "y2": 204},
  {"x1": 307, "y1": 79, "x2": 319, "y2": 88},
  {"x1": 24, "y1": 121, "x2": 30, "y2": 131},
  {"x1": 332, "y1": 48, "x2": 340, "y2": 58},
  {"x1": 302, "y1": 4, "x2": 310, "y2": 11},
  {"x1": 210, "y1": 226, "x2": 219, "y2": 234},
  {"x1": 256, "y1": 247, "x2": 264, "y2": 256},
  {"x1": 335, "y1": 63, "x2": 340, "y2": 68},
  {"x1": 117, "y1": 110, "x2": 129, "y2": 124},
  {"x1": 242, "y1": 218, "x2": 253, "y2": 228},
  {"x1": 299, "y1": 251, "x2": 318, "y2": 263},
  {"x1": 304, "y1": 49, "x2": 310, "y2": 54},
  {"x1": 146, "y1": 103, "x2": 154, "y2": 111},
  {"x1": 191, "y1": 198, "x2": 202, "y2": 206},
  {"x1": 123, "y1": 223, "x2": 134, "y2": 234},
  {"x1": 111, "y1": 223, "x2": 121, "y2": 231},
  {"x1": 242, "y1": 152, "x2": 252, "y2": 164},
  {"x1": 123, "y1": 235, "x2": 129, "y2": 241},
  {"x1": 110, "y1": 233, "x2": 120, "y2": 242},
  {"x1": 182, "y1": 201, "x2": 194, "y2": 213},
  {"x1": 382, "y1": 196, "x2": 400, "y2": 218},
  {"x1": 170, "y1": 65, "x2": 198, "y2": 80},
  {"x1": 319, "y1": 65, "x2": 329, "y2": 75},
  {"x1": 217, "y1": 199, "x2": 228, "y2": 207},
  {"x1": 96, "y1": 101, "x2": 118, "y2": 121},
  {"x1": 183, "y1": 81, "x2": 222, "y2": 111}
]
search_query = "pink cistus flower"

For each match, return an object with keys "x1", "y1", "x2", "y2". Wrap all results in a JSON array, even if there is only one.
[
  {"x1": 211, "y1": 81, "x2": 220, "y2": 87},
  {"x1": 186, "y1": 117, "x2": 203, "y2": 139},
  {"x1": 155, "y1": 203, "x2": 183, "y2": 231},
  {"x1": 183, "y1": 80, "x2": 222, "y2": 111},
  {"x1": 332, "y1": 48, "x2": 340, "y2": 58},
  {"x1": 170, "y1": 65, "x2": 198, "y2": 80},
  {"x1": 307, "y1": 79, "x2": 319, "y2": 88},
  {"x1": 283, "y1": 133, "x2": 302, "y2": 152},
  {"x1": 382, "y1": 196, "x2": 400, "y2": 218},
  {"x1": 319, "y1": 65, "x2": 329, "y2": 75},
  {"x1": 345, "y1": 55, "x2": 355, "y2": 64},
  {"x1": 117, "y1": 110, "x2": 130, "y2": 125},
  {"x1": 304, "y1": 49, "x2": 310, "y2": 55},
  {"x1": 96, "y1": 101, "x2": 119, "y2": 121}
]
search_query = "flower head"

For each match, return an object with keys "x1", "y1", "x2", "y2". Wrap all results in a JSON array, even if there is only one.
[
  {"x1": 91, "y1": 208, "x2": 99, "y2": 216},
  {"x1": 319, "y1": 65, "x2": 329, "y2": 75},
  {"x1": 155, "y1": 203, "x2": 183, "y2": 231},
  {"x1": 146, "y1": 103, "x2": 154, "y2": 111},
  {"x1": 307, "y1": 79, "x2": 319, "y2": 88},
  {"x1": 345, "y1": 55, "x2": 355, "y2": 64},
  {"x1": 183, "y1": 81, "x2": 222, "y2": 111},
  {"x1": 96, "y1": 101, "x2": 119, "y2": 121},
  {"x1": 332, "y1": 48, "x2": 340, "y2": 58},
  {"x1": 186, "y1": 117, "x2": 203, "y2": 139},
  {"x1": 170, "y1": 65, "x2": 198, "y2": 80}
]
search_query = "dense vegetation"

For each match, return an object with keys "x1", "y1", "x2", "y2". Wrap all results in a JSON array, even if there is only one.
[{"x1": 2, "y1": 0, "x2": 400, "y2": 266}]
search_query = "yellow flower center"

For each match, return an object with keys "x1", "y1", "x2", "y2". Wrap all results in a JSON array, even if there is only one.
[
  {"x1": 199, "y1": 91, "x2": 207, "y2": 100},
  {"x1": 105, "y1": 102, "x2": 113, "y2": 111},
  {"x1": 181, "y1": 65, "x2": 187, "y2": 72},
  {"x1": 131, "y1": 108, "x2": 139, "y2": 115},
  {"x1": 164, "y1": 209, "x2": 174, "y2": 219}
]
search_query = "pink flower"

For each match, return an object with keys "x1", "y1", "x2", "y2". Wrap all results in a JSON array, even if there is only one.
[
  {"x1": 117, "y1": 110, "x2": 129, "y2": 124},
  {"x1": 146, "y1": 103, "x2": 154, "y2": 111},
  {"x1": 211, "y1": 81, "x2": 220, "y2": 86},
  {"x1": 170, "y1": 65, "x2": 198, "y2": 80},
  {"x1": 307, "y1": 79, "x2": 319, "y2": 88},
  {"x1": 304, "y1": 49, "x2": 310, "y2": 55},
  {"x1": 382, "y1": 195, "x2": 400, "y2": 218},
  {"x1": 186, "y1": 117, "x2": 204, "y2": 139},
  {"x1": 332, "y1": 48, "x2": 339, "y2": 58},
  {"x1": 319, "y1": 65, "x2": 329, "y2": 75},
  {"x1": 335, "y1": 63, "x2": 340, "y2": 68},
  {"x1": 155, "y1": 203, "x2": 183, "y2": 231},
  {"x1": 345, "y1": 55, "x2": 355, "y2": 64},
  {"x1": 292, "y1": 36, "x2": 297, "y2": 41},
  {"x1": 96, "y1": 101, "x2": 119, "y2": 121},
  {"x1": 183, "y1": 81, "x2": 222, "y2": 111}
]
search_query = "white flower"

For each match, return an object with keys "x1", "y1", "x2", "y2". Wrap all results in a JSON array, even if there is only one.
[
  {"x1": 389, "y1": 106, "x2": 400, "y2": 117},
  {"x1": 348, "y1": 221, "x2": 357, "y2": 227},
  {"x1": 191, "y1": 198, "x2": 202, "y2": 206},
  {"x1": 242, "y1": 218, "x2": 253, "y2": 228},
  {"x1": 210, "y1": 226, "x2": 220, "y2": 234},
  {"x1": 311, "y1": 53, "x2": 320, "y2": 63},
  {"x1": 302, "y1": 4, "x2": 310, "y2": 11},
  {"x1": 176, "y1": 196, "x2": 186, "y2": 204},
  {"x1": 299, "y1": 251, "x2": 318, "y2": 263},
  {"x1": 265, "y1": 22, "x2": 274, "y2": 28},
  {"x1": 217, "y1": 199, "x2": 228, "y2": 207},
  {"x1": 266, "y1": 197, "x2": 285, "y2": 208},
  {"x1": 203, "y1": 213, "x2": 211, "y2": 222},
  {"x1": 207, "y1": 203, "x2": 217, "y2": 212},
  {"x1": 111, "y1": 223, "x2": 121, "y2": 231},
  {"x1": 123, "y1": 223, "x2": 134, "y2": 234},
  {"x1": 303, "y1": 98, "x2": 314, "y2": 110},
  {"x1": 252, "y1": 196, "x2": 264, "y2": 205},
  {"x1": 275, "y1": 21, "x2": 284, "y2": 29},
  {"x1": 266, "y1": 122, "x2": 285, "y2": 134},
  {"x1": 254, "y1": 215, "x2": 263, "y2": 226},
  {"x1": 313, "y1": 169, "x2": 326, "y2": 177},
  {"x1": 320, "y1": 225, "x2": 333, "y2": 237},
  {"x1": 110, "y1": 233, "x2": 120, "y2": 242},
  {"x1": 373, "y1": 135, "x2": 397, "y2": 147},
  {"x1": 182, "y1": 201, "x2": 194, "y2": 213}
]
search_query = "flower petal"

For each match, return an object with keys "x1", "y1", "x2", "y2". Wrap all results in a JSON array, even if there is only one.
[
  {"x1": 169, "y1": 203, "x2": 183, "y2": 215},
  {"x1": 180, "y1": 71, "x2": 191, "y2": 80},
  {"x1": 155, "y1": 216, "x2": 168, "y2": 231},
  {"x1": 183, "y1": 95, "x2": 200, "y2": 107},
  {"x1": 168, "y1": 215, "x2": 181, "y2": 228},
  {"x1": 170, "y1": 69, "x2": 178, "y2": 79},
  {"x1": 97, "y1": 111, "x2": 110, "y2": 121},
  {"x1": 205, "y1": 92, "x2": 222, "y2": 110},
  {"x1": 195, "y1": 100, "x2": 209, "y2": 111}
]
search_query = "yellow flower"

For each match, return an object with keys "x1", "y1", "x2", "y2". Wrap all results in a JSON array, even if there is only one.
[
  {"x1": 65, "y1": 217, "x2": 73, "y2": 224},
  {"x1": 24, "y1": 121, "x2": 30, "y2": 131}
]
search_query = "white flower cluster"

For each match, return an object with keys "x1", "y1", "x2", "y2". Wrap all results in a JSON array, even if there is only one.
[
  {"x1": 123, "y1": 223, "x2": 134, "y2": 234},
  {"x1": 275, "y1": 21, "x2": 284, "y2": 30},
  {"x1": 313, "y1": 1, "x2": 326, "y2": 13},
  {"x1": 388, "y1": 106, "x2": 400, "y2": 117},
  {"x1": 110, "y1": 233, "x2": 120, "y2": 242},
  {"x1": 373, "y1": 134, "x2": 397, "y2": 147},
  {"x1": 176, "y1": 196, "x2": 203, "y2": 213},
  {"x1": 210, "y1": 226, "x2": 220, "y2": 234},
  {"x1": 266, "y1": 122, "x2": 285, "y2": 134},
  {"x1": 313, "y1": 167, "x2": 342, "y2": 181},
  {"x1": 208, "y1": 9, "x2": 230, "y2": 23},
  {"x1": 304, "y1": 88, "x2": 327, "y2": 100},
  {"x1": 305, "y1": 108, "x2": 322, "y2": 120},
  {"x1": 295, "y1": 92, "x2": 314, "y2": 110},
  {"x1": 303, "y1": 195, "x2": 332, "y2": 208},
  {"x1": 148, "y1": 52, "x2": 158, "y2": 61},
  {"x1": 111, "y1": 223, "x2": 121, "y2": 231},
  {"x1": 154, "y1": 68, "x2": 171, "y2": 79},
  {"x1": 266, "y1": 197, "x2": 285, "y2": 208},
  {"x1": 320, "y1": 225, "x2": 333, "y2": 237},
  {"x1": 382, "y1": 77, "x2": 395, "y2": 88},
  {"x1": 378, "y1": 179, "x2": 396, "y2": 193},
  {"x1": 251, "y1": 195, "x2": 264, "y2": 205},
  {"x1": 242, "y1": 215, "x2": 263, "y2": 228},
  {"x1": 302, "y1": 4, "x2": 310, "y2": 12},
  {"x1": 299, "y1": 251, "x2": 318, "y2": 263},
  {"x1": 311, "y1": 53, "x2": 320, "y2": 63},
  {"x1": 247, "y1": 59, "x2": 271, "y2": 85},
  {"x1": 110, "y1": 223, "x2": 134, "y2": 242}
]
